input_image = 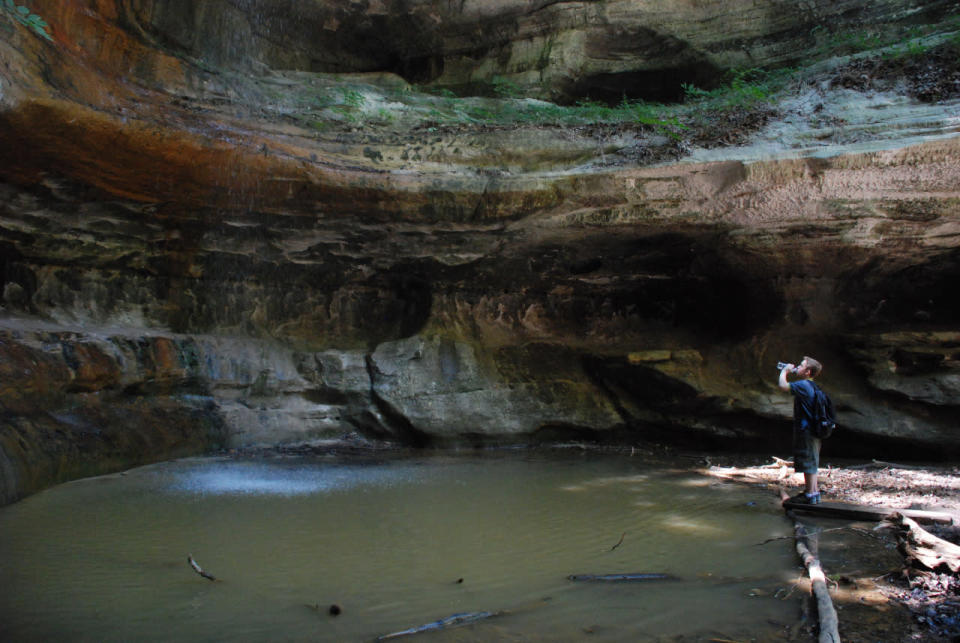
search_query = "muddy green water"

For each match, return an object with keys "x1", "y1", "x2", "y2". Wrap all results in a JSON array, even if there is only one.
[{"x1": 0, "y1": 451, "x2": 800, "y2": 641}]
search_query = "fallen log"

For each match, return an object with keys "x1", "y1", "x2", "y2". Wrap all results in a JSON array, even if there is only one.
[
  {"x1": 782, "y1": 498, "x2": 955, "y2": 525},
  {"x1": 793, "y1": 521, "x2": 841, "y2": 643},
  {"x1": 882, "y1": 512, "x2": 960, "y2": 573},
  {"x1": 779, "y1": 488, "x2": 841, "y2": 643},
  {"x1": 844, "y1": 459, "x2": 929, "y2": 471},
  {"x1": 567, "y1": 572, "x2": 678, "y2": 582},
  {"x1": 871, "y1": 460, "x2": 928, "y2": 470}
]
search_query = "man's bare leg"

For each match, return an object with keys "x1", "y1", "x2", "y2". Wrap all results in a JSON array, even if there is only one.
[{"x1": 804, "y1": 472, "x2": 818, "y2": 495}]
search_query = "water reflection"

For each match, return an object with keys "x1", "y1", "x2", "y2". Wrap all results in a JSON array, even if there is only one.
[{"x1": 169, "y1": 459, "x2": 415, "y2": 496}]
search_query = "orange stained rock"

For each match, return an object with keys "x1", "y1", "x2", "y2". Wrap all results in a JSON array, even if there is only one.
[
  {"x1": 65, "y1": 341, "x2": 122, "y2": 392},
  {"x1": 149, "y1": 336, "x2": 184, "y2": 377},
  {"x1": 0, "y1": 335, "x2": 73, "y2": 409}
]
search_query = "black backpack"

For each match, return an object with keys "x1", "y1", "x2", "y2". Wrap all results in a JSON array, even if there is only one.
[{"x1": 810, "y1": 382, "x2": 837, "y2": 439}]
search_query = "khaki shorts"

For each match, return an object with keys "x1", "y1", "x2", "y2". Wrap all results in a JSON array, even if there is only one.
[{"x1": 792, "y1": 425, "x2": 821, "y2": 474}]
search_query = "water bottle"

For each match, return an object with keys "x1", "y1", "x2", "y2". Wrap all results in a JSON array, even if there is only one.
[{"x1": 777, "y1": 362, "x2": 796, "y2": 372}]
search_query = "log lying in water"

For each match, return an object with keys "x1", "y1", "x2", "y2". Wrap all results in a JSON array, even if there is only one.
[
  {"x1": 376, "y1": 597, "x2": 552, "y2": 639},
  {"x1": 792, "y1": 521, "x2": 840, "y2": 643},
  {"x1": 782, "y1": 498, "x2": 955, "y2": 525},
  {"x1": 376, "y1": 611, "x2": 499, "y2": 640},
  {"x1": 778, "y1": 488, "x2": 841, "y2": 643},
  {"x1": 567, "y1": 572, "x2": 678, "y2": 582}
]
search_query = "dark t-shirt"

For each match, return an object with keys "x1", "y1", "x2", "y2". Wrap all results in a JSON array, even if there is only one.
[{"x1": 789, "y1": 379, "x2": 817, "y2": 432}]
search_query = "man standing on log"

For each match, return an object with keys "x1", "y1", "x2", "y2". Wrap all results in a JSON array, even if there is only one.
[{"x1": 779, "y1": 356, "x2": 824, "y2": 505}]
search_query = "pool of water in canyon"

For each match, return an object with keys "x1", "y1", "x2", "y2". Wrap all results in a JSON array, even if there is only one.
[{"x1": 0, "y1": 450, "x2": 801, "y2": 641}]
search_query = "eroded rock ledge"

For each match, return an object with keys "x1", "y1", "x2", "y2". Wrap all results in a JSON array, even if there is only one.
[{"x1": 2, "y1": 1, "x2": 960, "y2": 503}]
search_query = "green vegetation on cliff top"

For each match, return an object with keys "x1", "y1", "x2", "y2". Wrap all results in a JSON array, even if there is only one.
[{"x1": 247, "y1": 16, "x2": 959, "y2": 142}]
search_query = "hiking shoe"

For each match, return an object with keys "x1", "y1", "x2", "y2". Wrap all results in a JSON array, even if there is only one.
[{"x1": 789, "y1": 492, "x2": 821, "y2": 505}]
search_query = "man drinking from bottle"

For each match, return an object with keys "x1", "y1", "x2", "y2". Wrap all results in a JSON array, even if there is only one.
[{"x1": 778, "y1": 357, "x2": 824, "y2": 505}]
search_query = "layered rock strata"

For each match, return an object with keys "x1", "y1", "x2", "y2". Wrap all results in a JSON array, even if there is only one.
[{"x1": 2, "y1": 1, "x2": 960, "y2": 503}]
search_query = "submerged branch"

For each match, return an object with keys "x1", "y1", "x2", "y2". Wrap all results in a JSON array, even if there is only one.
[
  {"x1": 609, "y1": 531, "x2": 626, "y2": 551},
  {"x1": 377, "y1": 611, "x2": 499, "y2": 640},
  {"x1": 568, "y1": 572, "x2": 677, "y2": 582},
  {"x1": 187, "y1": 555, "x2": 217, "y2": 581}
]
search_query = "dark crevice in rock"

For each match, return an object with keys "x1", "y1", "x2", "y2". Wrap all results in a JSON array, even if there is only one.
[
  {"x1": 584, "y1": 357, "x2": 699, "y2": 410},
  {"x1": 580, "y1": 356, "x2": 721, "y2": 451},
  {"x1": 364, "y1": 353, "x2": 432, "y2": 447},
  {"x1": 580, "y1": 354, "x2": 635, "y2": 429},
  {"x1": 300, "y1": 388, "x2": 352, "y2": 406},
  {"x1": 372, "y1": 270, "x2": 435, "y2": 343},
  {"x1": 344, "y1": 409, "x2": 397, "y2": 442},
  {"x1": 388, "y1": 54, "x2": 445, "y2": 85},
  {"x1": 570, "y1": 64, "x2": 723, "y2": 105},
  {"x1": 120, "y1": 378, "x2": 210, "y2": 396}
]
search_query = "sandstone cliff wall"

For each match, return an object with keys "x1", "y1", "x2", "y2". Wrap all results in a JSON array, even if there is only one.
[{"x1": 2, "y1": 0, "x2": 960, "y2": 503}]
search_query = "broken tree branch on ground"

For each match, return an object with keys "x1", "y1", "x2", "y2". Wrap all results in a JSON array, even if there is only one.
[{"x1": 882, "y1": 512, "x2": 960, "y2": 574}]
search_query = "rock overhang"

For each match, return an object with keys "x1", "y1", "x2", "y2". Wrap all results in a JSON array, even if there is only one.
[{"x1": 3, "y1": 0, "x2": 960, "y2": 504}]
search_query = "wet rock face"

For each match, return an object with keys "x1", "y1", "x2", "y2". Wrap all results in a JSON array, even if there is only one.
[
  {"x1": 0, "y1": 329, "x2": 228, "y2": 505},
  {"x1": 2, "y1": 0, "x2": 960, "y2": 503}
]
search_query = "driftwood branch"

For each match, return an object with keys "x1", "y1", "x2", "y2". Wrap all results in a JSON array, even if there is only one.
[
  {"x1": 568, "y1": 572, "x2": 677, "y2": 582},
  {"x1": 188, "y1": 555, "x2": 217, "y2": 581},
  {"x1": 376, "y1": 598, "x2": 551, "y2": 640},
  {"x1": 871, "y1": 460, "x2": 927, "y2": 470},
  {"x1": 882, "y1": 512, "x2": 960, "y2": 573},
  {"x1": 845, "y1": 459, "x2": 928, "y2": 471},
  {"x1": 377, "y1": 611, "x2": 499, "y2": 640}
]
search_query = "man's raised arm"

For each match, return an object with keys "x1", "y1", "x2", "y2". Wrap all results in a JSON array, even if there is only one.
[{"x1": 778, "y1": 364, "x2": 794, "y2": 391}]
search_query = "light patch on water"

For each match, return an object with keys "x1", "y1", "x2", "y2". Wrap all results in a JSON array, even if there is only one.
[
  {"x1": 678, "y1": 476, "x2": 721, "y2": 487},
  {"x1": 168, "y1": 461, "x2": 415, "y2": 496},
  {"x1": 563, "y1": 474, "x2": 651, "y2": 492},
  {"x1": 661, "y1": 514, "x2": 728, "y2": 536}
]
